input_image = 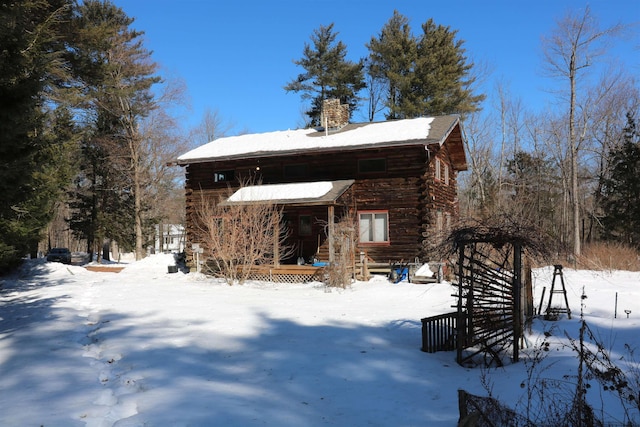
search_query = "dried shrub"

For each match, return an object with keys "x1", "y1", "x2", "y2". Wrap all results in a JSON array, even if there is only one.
[
  {"x1": 192, "y1": 180, "x2": 294, "y2": 284},
  {"x1": 322, "y1": 209, "x2": 357, "y2": 288},
  {"x1": 577, "y1": 241, "x2": 640, "y2": 272},
  {"x1": 437, "y1": 213, "x2": 552, "y2": 262}
]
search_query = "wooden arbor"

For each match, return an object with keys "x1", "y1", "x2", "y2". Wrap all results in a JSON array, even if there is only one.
[
  {"x1": 421, "y1": 218, "x2": 547, "y2": 366},
  {"x1": 454, "y1": 237, "x2": 527, "y2": 365}
]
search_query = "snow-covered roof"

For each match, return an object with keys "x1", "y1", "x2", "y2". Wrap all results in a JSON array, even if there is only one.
[
  {"x1": 177, "y1": 115, "x2": 461, "y2": 165},
  {"x1": 228, "y1": 182, "x2": 332, "y2": 202},
  {"x1": 219, "y1": 180, "x2": 355, "y2": 207}
]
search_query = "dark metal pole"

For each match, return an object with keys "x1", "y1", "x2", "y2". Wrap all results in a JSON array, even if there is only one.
[
  {"x1": 538, "y1": 287, "x2": 546, "y2": 316},
  {"x1": 456, "y1": 245, "x2": 465, "y2": 365},
  {"x1": 513, "y1": 242, "x2": 522, "y2": 363}
]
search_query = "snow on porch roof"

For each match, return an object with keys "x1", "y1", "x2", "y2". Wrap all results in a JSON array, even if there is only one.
[
  {"x1": 219, "y1": 180, "x2": 355, "y2": 207},
  {"x1": 177, "y1": 115, "x2": 461, "y2": 164}
]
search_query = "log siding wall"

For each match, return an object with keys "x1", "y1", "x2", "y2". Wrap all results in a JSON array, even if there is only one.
[{"x1": 183, "y1": 144, "x2": 460, "y2": 264}]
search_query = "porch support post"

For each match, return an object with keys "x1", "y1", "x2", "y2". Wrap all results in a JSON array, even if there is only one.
[
  {"x1": 328, "y1": 205, "x2": 335, "y2": 264},
  {"x1": 274, "y1": 218, "x2": 280, "y2": 267}
]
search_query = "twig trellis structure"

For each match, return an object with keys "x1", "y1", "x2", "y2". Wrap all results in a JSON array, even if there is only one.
[{"x1": 421, "y1": 216, "x2": 550, "y2": 366}]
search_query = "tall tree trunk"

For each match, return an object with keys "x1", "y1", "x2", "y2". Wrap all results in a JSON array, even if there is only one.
[
  {"x1": 498, "y1": 98, "x2": 506, "y2": 209},
  {"x1": 130, "y1": 124, "x2": 144, "y2": 261},
  {"x1": 569, "y1": 53, "x2": 581, "y2": 257},
  {"x1": 541, "y1": 6, "x2": 623, "y2": 255},
  {"x1": 134, "y1": 165, "x2": 144, "y2": 260}
]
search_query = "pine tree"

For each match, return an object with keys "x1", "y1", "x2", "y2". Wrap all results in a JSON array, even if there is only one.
[
  {"x1": 67, "y1": 0, "x2": 160, "y2": 260},
  {"x1": 284, "y1": 23, "x2": 365, "y2": 126},
  {"x1": 0, "y1": 0, "x2": 73, "y2": 271},
  {"x1": 366, "y1": 10, "x2": 416, "y2": 120},
  {"x1": 600, "y1": 113, "x2": 640, "y2": 247},
  {"x1": 367, "y1": 11, "x2": 484, "y2": 120},
  {"x1": 68, "y1": 109, "x2": 136, "y2": 259},
  {"x1": 413, "y1": 19, "x2": 485, "y2": 116},
  {"x1": 37, "y1": 107, "x2": 82, "y2": 244}
]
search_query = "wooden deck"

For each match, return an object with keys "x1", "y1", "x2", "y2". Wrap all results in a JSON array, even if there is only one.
[
  {"x1": 250, "y1": 264, "x2": 324, "y2": 274},
  {"x1": 85, "y1": 265, "x2": 125, "y2": 273},
  {"x1": 243, "y1": 264, "x2": 326, "y2": 283}
]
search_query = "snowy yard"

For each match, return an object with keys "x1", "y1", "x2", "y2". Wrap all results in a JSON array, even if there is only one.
[{"x1": 0, "y1": 254, "x2": 639, "y2": 426}]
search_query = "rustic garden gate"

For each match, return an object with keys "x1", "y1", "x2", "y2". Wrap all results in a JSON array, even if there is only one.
[
  {"x1": 421, "y1": 220, "x2": 543, "y2": 366},
  {"x1": 454, "y1": 239, "x2": 525, "y2": 365}
]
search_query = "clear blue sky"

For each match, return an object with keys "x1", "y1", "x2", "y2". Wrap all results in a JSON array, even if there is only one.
[{"x1": 112, "y1": 0, "x2": 639, "y2": 135}]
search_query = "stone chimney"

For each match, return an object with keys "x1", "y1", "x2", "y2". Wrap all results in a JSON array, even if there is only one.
[{"x1": 320, "y1": 98, "x2": 349, "y2": 130}]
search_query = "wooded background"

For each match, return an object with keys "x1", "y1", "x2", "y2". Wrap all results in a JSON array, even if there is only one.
[{"x1": 1, "y1": 2, "x2": 637, "y2": 272}]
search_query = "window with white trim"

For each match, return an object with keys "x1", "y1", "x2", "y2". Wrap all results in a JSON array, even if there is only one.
[
  {"x1": 435, "y1": 158, "x2": 450, "y2": 185},
  {"x1": 358, "y1": 211, "x2": 389, "y2": 243},
  {"x1": 443, "y1": 163, "x2": 449, "y2": 185}
]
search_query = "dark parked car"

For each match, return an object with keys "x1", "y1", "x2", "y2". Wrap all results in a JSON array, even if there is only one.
[{"x1": 46, "y1": 248, "x2": 72, "y2": 264}]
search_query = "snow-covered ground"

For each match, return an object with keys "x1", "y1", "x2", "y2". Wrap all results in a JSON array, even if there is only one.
[{"x1": 0, "y1": 254, "x2": 638, "y2": 426}]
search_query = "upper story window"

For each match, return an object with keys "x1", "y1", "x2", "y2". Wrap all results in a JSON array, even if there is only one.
[
  {"x1": 358, "y1": 158, "x2": 386, "y2": 174},
  {"x1": 214, "y1": 170, "x2": 235, "y2": 183},
  {"x1": 284, "y1": 163, "x2": 309, "y2": 178},
  {"x1": 435, "y1": 159, "x2": 449, "y2": 185}
]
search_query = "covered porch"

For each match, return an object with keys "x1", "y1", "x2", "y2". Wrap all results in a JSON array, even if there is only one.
[{"x1": 220, "y1": 179, "x2": 355, "y2": 267}]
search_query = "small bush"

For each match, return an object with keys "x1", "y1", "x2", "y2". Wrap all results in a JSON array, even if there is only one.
[
  {"x1": 577, "y1": 242, "x2": 640, "y2": 272},
  {"x1": 323, "y1": 210, "x2": 357, "y2": 288},
  {"x1": 192, "y1": 179, "x2": 294, "y2": 284}
]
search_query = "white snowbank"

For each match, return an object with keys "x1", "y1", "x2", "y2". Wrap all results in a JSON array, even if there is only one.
[{"x1": 0, "y1": 256, "x2": 639, "y2": 426}]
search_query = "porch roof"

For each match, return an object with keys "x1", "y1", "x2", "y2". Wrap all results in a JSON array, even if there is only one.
[{"x1": 218, "y1": 179, "x2": 355, "y2": 207}]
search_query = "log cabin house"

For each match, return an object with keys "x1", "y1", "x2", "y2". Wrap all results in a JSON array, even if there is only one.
[{"x1": 177, "y1": 100, "x2": 467, "y2": 279}]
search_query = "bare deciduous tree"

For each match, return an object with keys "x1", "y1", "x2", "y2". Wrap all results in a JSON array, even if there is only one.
[
  {"x1": 138, "y1": 83, "x2": 190, "y2": 253},
  {"x1": 541, "y1": 5, "x2": 624, "y2": 256},
  {"x1": 363, "y1": 59, "x2": 386, "y2": 122},
  {"x1": 188, "y1": 108, "x2": 235, "y2": 147},
  {"x1": 459, "y1": 111, "x2": 499, "y2": 216}
]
